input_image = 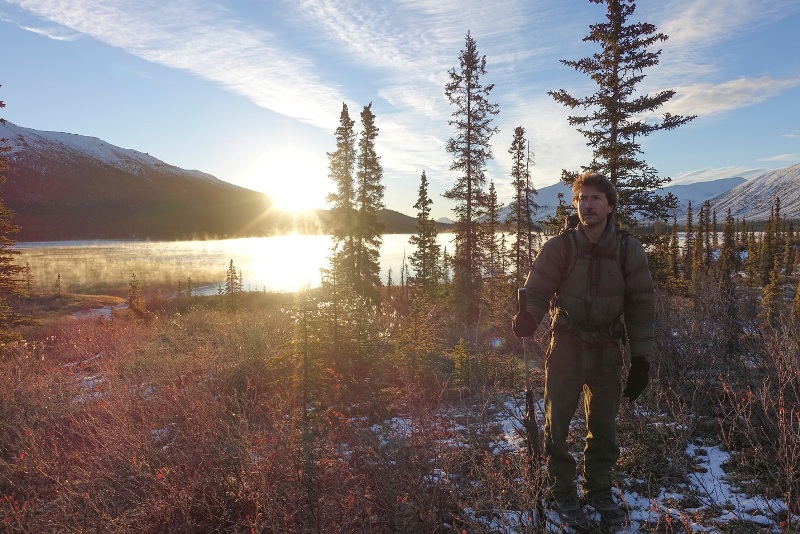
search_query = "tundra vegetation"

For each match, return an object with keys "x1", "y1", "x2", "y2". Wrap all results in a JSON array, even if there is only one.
[
  {"x1": 2, "y1": 1, "x2": 800, "y2": 531},
  {"x1": 0, "y1": 208, "x2": 799, "y2": 532}
]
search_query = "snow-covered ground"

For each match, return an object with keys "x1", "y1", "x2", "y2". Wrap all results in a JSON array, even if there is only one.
[{"x1": 369, "y1": 394, "x2": 797, "y2": 533}]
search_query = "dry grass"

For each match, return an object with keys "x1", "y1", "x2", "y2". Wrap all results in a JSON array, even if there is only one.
[{"x1": 1, "y1": 281, "x2": 798, "y2": 532}]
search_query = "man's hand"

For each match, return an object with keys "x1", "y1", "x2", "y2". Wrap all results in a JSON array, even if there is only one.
[
  {"x1": 623, "y1": 357, "x2": 650, "y2": 401},
  {"x1": 512, "y1": 311, "x2": 536, "y2": 338}
]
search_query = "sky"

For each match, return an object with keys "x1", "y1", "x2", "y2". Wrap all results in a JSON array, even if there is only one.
[{"x1": 2, "y1": 0, "x2": 799, "y2": 220}]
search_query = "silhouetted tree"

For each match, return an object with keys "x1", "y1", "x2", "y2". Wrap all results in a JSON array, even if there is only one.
[
  {"x1": 548, "y1": 0, "x2": 695, "y2": 227},
  {"x1": 225, "y1": 259, "x2": 240, "y2": 295},
  {"x1": 444, "y1": 31, "x2": 500, "y2": 323},
  {"x1": 327, "y1": 103, "x2": 358, "y2": 290},
  {"x1": 0, "y1": 92, "x2": 33, "y2": 343},
  {"x1": 505, "y1": 126, "x2": 540, "y2": 286},
  {"x1": 408, "y1": 170, "x2": 441, "y2": 293},
  {"x1": 684, "y1": 201, "x2": 695, "y2": 282},
  {"x1": 128, "y1": 272, "x2": 144, "y2": 314},
  {"x1": 353, "y1": 102, "x2": 385, "y2": 303}
]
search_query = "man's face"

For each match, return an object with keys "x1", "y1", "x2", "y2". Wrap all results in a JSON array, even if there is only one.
[{"x1": 575, "y1": 184, "x2": 614, "y2": 228}]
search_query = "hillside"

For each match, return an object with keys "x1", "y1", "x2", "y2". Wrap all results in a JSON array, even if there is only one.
[
  {"x1": 709, "y1": 163, "x2": 800, "y2": 220},
  {"x1": 0, "y1": 122, "x2": 293, "y2": 240},
  {"x1": 527, "y1": 176, "x2": 746, "y2": 222},
  {"x1": 526, "y1": 166, "x2": 800, "y2": 223},
  {"x1": 0, "y1": 123, "x2": 441, "y2": 241}
]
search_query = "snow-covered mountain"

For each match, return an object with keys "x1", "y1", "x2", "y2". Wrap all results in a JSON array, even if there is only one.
[
  {"x1": 522, "y1": 175, "x2": 744, "y2": 222},
  {"x1": 522, "y1": 166, "x2": 800, "y2": 223},
  {"x1": 1, "y1": 121, "x2": 229, "y2": 191},
  {"x1": 0, "y1": 121, "x2": 282, "y2": 240},
  {"x1": 0, "y1": 122, "x2": 433, "y2": 240},
  {"x1": 709, "y1": 163, "x2": 800, "y2": 220}
]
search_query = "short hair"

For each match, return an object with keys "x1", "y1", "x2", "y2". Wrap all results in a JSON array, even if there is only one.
[{"x1": 572, "y1": 171, "x2": 618, "y2": 209}]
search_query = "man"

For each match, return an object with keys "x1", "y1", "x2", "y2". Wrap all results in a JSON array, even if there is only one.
[{"x1": 513, "y1": 171, "x2": 653, "y2": 529}]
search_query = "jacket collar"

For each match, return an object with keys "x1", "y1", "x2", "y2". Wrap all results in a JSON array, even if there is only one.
[{"x1": 575, "y1": 220, "x2": 617, "y2": 257}]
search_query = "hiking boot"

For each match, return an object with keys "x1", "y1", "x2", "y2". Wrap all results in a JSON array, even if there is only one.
[
  {"x1": 587, "y1": 497, "x2": 627, "y2": 527},
  {"x1": 552, "y1": 498, "x2": 592, "y2": 530}
]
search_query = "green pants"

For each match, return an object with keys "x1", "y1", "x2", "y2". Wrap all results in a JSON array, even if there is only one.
[{"x1": 543, "y1": 330, "x2": 622, "y2": 502}]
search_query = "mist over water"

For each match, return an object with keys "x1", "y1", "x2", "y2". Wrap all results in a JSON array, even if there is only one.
[{"x1": 15, "y1": 234, "x2": 455, "y2": 296}]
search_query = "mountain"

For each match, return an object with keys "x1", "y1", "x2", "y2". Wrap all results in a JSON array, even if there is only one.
[
  {"x1": 709, "y1": 163, "x2": 800, "y2": 220},
  {"x1": 664, "y1": 177, "x2": 747, "y2": 218},
  {"x1": 314, "y1": 209, "x2": 452, "y2": 234},
  {"x1": 0, "y1": 122, "x2": 436, "y2": 240},
  {"x1": 0, "y1": 121, "x2": 295, "y2": 240},
  {"x1": 501, "y1": 167, "x2": 798, "y2": 224}
]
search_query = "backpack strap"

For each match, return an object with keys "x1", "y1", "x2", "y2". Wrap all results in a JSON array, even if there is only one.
[
  {"x1": 559, "y1": 229, "x2": 578, "y2": 287},
  {"x1": 618, "y1": 230, "x2": 629, "y2": 277}
]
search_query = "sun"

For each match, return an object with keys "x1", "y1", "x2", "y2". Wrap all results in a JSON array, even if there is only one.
[{"x1": 248, "y1": 148, "x2": 329, "y2": 212}]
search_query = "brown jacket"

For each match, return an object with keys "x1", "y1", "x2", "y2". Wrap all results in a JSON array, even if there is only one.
[{"x1": 523, "y1": 221, "x2": 654, "y2": 360}]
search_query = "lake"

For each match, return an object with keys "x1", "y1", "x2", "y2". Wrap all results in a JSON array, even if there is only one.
[{"x1": 14, "y1": 234, "x2": 456, "y2": 296}]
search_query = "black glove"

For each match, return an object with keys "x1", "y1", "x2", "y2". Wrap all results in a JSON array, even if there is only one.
[
  {"x1": 623, "y1": 357, "x2": 650, "y2": 401},
  {"x1": 512, "y1": 311, "x2": 536, "y2": 338}
]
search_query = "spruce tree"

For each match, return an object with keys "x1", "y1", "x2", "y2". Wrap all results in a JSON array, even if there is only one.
[
  {"x1": 667, "y1": 214, "x2": 680, "y2": 278},
  {"x1": 128, "y1": 272, "x2": 144, "y2": 313},
  {"x1": 482, "y1": 181, "x2": 508, "y2": 325},
  {"x1": 353, "y1": 102, "x2": 385, "y2": 303},
  {"x1": 506, "y1": 126, "x2": 540, "y2": 286},
  {"x1": 444, "y1": 31, "x2": 500, "y2": 323},
  {"x1": 548, "y1": 0, "x2": 695, "y2": 227},
  {"x1": 225, "y1": 259, "x2": 240, "y2": 295},
  {"x1": 54, "y1": 273, "x2": 62, "y2": 298},
  {"x1": 718, "y1": 209, "x2": 739, "y2": 357},
  {"x1": 408, "y1": 170, "x2": 441, "y2": 293},
  {"x1": 0, "y1": 91, "x2": 32, "y2": 343},
  {"x1": 761, "y1": 254, "x2": 784, "y2": 325},
  {"x1": 702, "y1": 201, "x2": 713, "y2": 269},
  {"x1": 759, "y1": 210, "x2": 775, "y2": 285},
  {"x1": 691, "y1": 202, "x2": 708, "y2": 299},
  {"x1": 326, "y1": 103, "x2": 358, "y2": 290},
  {"x1": 718, "y1": 209, "x2": 738, "y2": 282},
  {"x1": 784, "y1": 222, "x2": 796, "y2": 275},
  {"x1": 684, "y1": 202, "x2": 694, "y2": 282}
]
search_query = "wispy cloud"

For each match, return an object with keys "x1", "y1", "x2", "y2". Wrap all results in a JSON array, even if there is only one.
[
  {"x1": 667, "y1": 77, "x2": 800, "y2": 117},
  {"x1": 19, "y1": 23, "x2": 78, "y2": 41},
  {"x1": 10, "y1": 0, "x2": 346, "y2": 130},
  {"x1": 671, "y1": 166, "x2": 770, "y2": 184},
  {"x1": 657, "y1": 0, "x2": 792, "y2": 50},
  {"x1": 758, "y1": 154, "x2": 800, "y2": 162},
  {"x1": 644, "y1": 1, "x2": 800, "y2": 88}
]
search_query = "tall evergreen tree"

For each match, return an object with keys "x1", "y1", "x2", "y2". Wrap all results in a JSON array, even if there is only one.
[
  {"x1": 326, "y1": 103, "x2": 358, "y2": 289},
  {"x1": 128, "y1": 272, "x2": 144, "y2": 314},
  {"x1": 718, "y1": 208, "x2": 739, "y2": 357},
  {"x1": 444, "y1": 31, "x2": 500, "y2": 322},
  {"x1": 482, "y1": 181, "x2": 510, "y2": 330},
  {"x1": 225, "y1": 259, "x2": 240, "y2": 295},
  {"x1": 0, "y1": 89, "x2": 32, "y2": 343},
  {"x1": 784, "y1": 222, "x2": 796, "y2": 276},
  {"x1": 684, "y1": 201, "x2": 695, "y2": 282},
  {"x1": 759, "y1": 209, "x2": 776, "y2": 285},
  {"x1": 353, "y1": 102, "x2": 385, "y2": 303},
  {"x1": 408, "y1": 170, "x2": 441, "y2": 292},
  {"x1": 667, "y1": 214, "x2": 680, "y2": 278},
  {"x1": 718, "y1": 208, "x2": 738, "y2": 282},
  {"x1": 761, "y1": 254, "x2": 784, "y2": 326},
  {"x1": 548, "y1": 0, "x2": 695, "y2": 227},
  {"x1": 506, "y1": 126, "x2": 540, "y2": 286}
]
